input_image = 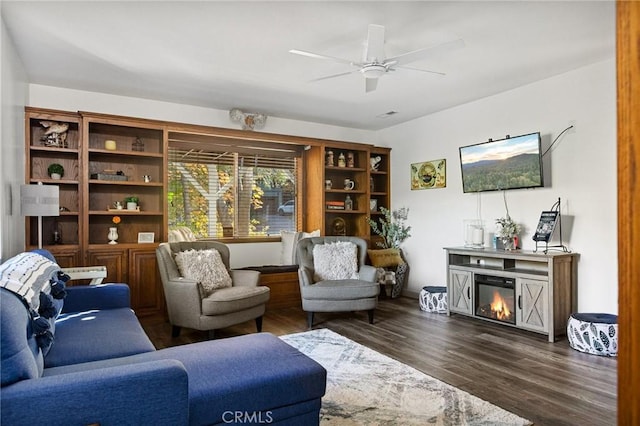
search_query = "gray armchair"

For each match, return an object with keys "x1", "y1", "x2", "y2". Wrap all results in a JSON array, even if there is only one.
[
  {"x1": 296, "y1": 236, "x2": 380, "y2": 328},
  {"x1": 156, "y1": 241, "x2": 270, "y2": 338}
]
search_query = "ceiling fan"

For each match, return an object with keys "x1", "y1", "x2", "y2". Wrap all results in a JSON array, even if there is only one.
[{"x1": 289, "y1": 24, "x2": 464, "y2": 93}]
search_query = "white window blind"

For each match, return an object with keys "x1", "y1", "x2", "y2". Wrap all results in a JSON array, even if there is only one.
[{"x1": 168, "y1": 134, "x2": 301, "y2": 239}]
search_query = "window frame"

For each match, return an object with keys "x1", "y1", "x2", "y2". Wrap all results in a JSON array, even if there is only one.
[{"x1": 167, "y1": 130, "x2": 304, "y2": 242}]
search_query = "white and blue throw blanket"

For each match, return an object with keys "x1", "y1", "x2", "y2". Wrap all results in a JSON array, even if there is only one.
[{"x1": 0, "y1": 251, "x2": 69, "y2": 352}]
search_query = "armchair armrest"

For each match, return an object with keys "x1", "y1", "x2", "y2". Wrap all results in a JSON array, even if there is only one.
[
  {"x1": 298, "y1": 266, "x2": 314, "y2": 287},
  {"x1": 230, "y1": 269, "x2": 260, "y2": 287},
  {"x1": 62, "y1": 284, "x2": 130, "y2": 313},
  {"x1": 359, "y1": 265, "x2": 377, "y2": 282},
  {"x1": 162, "y1": 277, "x2": 203, "y2": 321},
  {"x1": 1, "y1": 360, "x2": 189, "y2": 426}
]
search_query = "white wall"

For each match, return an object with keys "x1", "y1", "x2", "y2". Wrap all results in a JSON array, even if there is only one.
[
  {"x1": 24, "y1": 61, "x2": 619, "y2": 314},
  {"x1": 378, "y1": 59, "x2": 617, "y2": 314},
  {"x1": 28, "y1": 85, "x2": 374, "y2": 144},
  {"x1": 28, "y1": 85, "x2": 375, "y2": 267},
  {"x1": 0, "y1": 16, "x2": 29, "y2": 261}
]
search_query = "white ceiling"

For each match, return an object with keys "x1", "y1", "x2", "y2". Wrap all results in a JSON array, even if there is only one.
[{"x1": 1, "y1": 1, "x2": 615, "y2": 131}]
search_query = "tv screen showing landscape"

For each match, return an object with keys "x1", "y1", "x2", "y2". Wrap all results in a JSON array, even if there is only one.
[{"x1": 459, "y1": 132, "x2": 544, "y2": 193}]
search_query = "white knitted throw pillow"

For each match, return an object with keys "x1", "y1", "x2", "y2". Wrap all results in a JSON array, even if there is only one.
[
  {"x1": 312, "y1": 241, "x2": 359, "y2": 282},
  {"x1": 175, "y1": 249, "x2": 232, "y2": 296}
]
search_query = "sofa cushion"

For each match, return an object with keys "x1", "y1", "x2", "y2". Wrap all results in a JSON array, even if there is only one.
[
  {"x1": 168, "y1": 333, "x2": 326, "y2": 425},
  {"x1": 312, "y1": 241, "x2": 358, "y2": 282},
  {"x1": 201, "y1": 286, "x2": 270, "y2": 315},
  {"x1": 175, "y1": 248, "x2": 232, "y2": 296},
  {"x1": 43, "y1": 333, "x2": 327, "y2": 426},
  {"x1": 368, "y1": 248, "x2": 405, "y2": 268},
  {"x1": 44, "y1": 308, "x2": 155, "y2": 368},
  {"x1": 0, "y1": 289, "x2": 44, "y2": 386},
  {"x1": 303, "y1": 279, "x2": 380, "y2": 300}
]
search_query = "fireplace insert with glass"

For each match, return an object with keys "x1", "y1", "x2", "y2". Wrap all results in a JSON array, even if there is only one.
[{"x1": 474, "y1": 274, "x2": 516, "y2": 324}]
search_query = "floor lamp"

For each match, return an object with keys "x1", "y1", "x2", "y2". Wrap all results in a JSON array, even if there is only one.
[{"x1": 21, "y1": 183, "x2": 60, "y2": 249}]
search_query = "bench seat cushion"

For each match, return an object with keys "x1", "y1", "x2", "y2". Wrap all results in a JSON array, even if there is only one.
[{"x1": 44, "y1": 308, "x2": 155, "y2": 368}]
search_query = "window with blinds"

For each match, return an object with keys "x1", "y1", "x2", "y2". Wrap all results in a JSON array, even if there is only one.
[{"x1": 168, "y1": 133, "x2": 302, "y2": 239}]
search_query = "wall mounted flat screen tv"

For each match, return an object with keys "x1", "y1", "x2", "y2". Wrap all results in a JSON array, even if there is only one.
[{"x1": 459, "y1": 132, "x2": 544, "y2": 193}]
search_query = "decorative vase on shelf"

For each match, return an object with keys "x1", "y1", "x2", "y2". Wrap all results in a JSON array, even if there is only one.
[
  {"x1": 502, "y1": 237, "x2": 515, "y2": 250},
  {"x1": 108, "y1": 227, "x2": 119, "y2": 244}
]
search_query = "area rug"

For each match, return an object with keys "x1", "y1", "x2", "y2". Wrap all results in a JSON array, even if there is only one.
[{"x1": 280, "y1": 329, "x2": 532, "y2": 425}]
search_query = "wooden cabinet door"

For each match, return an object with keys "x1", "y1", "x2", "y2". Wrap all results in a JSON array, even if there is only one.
[
  {"x1": 48, "y1": 247, "x2": 82, "y2": 268},
  {"x1": 449, "y1": 269, "x2": 472, "y2": 315},
  {"x1": 87, "y1": 248, "x2": 128, "y2": 284},
  {"x1": 129, "y1": 247, "x2": 164, "y2": 316},
  {"x1": 517, "y1": 278, "x2": 548, "y2": 333}
]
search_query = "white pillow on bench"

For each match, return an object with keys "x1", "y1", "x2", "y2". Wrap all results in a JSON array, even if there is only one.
[{"x1": 280, "y1": 230, "x2": 320, "y2": 265}]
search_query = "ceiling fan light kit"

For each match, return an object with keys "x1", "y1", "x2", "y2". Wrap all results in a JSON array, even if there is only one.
[
  {"x1": 360, "y1": 64, "x2": 387, "y2": 79},
  {"x1": 290, "y1": 24, "x2": 464, "y2": 92}
]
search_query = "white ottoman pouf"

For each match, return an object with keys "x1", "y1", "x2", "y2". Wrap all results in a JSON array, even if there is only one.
[
  {"x1": 567, "y1": 313, "x2": 618, "y2": 357},
  {"x1": 419, "y1": 286, "x2": 448, "y2": 313}
]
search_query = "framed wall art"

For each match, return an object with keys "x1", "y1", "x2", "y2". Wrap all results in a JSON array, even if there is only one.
[{"x1": 411, "y1": 159, "x2": 446, "y2": 190}]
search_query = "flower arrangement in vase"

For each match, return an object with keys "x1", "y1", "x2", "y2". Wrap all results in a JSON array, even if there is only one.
[
  {"x1": 109, "y1": 216, "x2": 121, "y2": 244},
  {"x1": 495, "y1": 215, "x2": 521, "y2": 250}
]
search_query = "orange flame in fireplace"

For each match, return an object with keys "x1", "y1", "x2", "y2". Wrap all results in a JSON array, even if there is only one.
[{"x1": 490, "y1": 291, "x2": 512, "y2": 320}]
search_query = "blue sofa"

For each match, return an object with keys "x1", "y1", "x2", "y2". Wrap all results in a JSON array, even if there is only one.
[{"x1": 0, "y1": 251, "x2": 326, "y2": 425}]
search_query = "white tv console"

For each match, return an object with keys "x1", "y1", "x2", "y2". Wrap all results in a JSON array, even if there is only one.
[{"x1": 444, "y1": 247, "x2": 579, "y2": 342}]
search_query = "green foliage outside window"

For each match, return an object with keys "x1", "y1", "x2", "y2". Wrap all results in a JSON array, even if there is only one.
[{"x1": 168, "y1": 158, "x2": 295, "y2": 239}]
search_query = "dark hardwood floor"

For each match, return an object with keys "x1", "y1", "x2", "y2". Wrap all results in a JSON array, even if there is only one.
[{"x1": 140, "y1": 296, "x2": 617, "y2": 426}]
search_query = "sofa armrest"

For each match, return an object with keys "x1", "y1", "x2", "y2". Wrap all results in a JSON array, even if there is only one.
[
  {"x1": 359, "y1": 265, "x2": 377, "y2": 282},
  {"x1": 1, "y1": 360, "x2": 189, "y2": 426},
  {"x1": 230, "y1": 269, "x2": 260, "y2": 287},
  {"x1": 62, "y1": 283, "x2": 130, "y2": 313}
]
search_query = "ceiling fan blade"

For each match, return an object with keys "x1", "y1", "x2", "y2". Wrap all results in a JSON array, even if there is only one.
[
  {"x1": 395, "y1": 65, "x2": 446, "y2": 76},
  {"x1": 310, "y1": 70, "x2": 358, "y2": 83},
  {"x1": 365, "y1": 24, "x2": 385, "y2": 62},
  {"x1": 289, "y1": 49, "x2": 354, "y2": 66},
  {"x1": 386, "y1": 38, "x2": 465, "y2": 67},
  {"x1": 365, "y1": 77, "x2": 378, "y2": 93}
]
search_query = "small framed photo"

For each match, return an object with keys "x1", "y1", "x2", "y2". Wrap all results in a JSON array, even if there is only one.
[{"x1": 137, "y1": 232, "x2": 155, "y2": 244}]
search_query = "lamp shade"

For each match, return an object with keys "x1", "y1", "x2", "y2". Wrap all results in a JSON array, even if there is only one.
[{"x1": 21, "y1": 184, "x2": 60, "y2": 217}]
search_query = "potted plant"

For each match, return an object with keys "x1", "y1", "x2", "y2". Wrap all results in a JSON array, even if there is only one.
[
  {"x1": 124, "y1": 196, "x2": 139, "y2": 210},
  {"x1": 366, "y1": 207, "x2": 411, "y2": 249},
  {"x1": 47, "y1": 163, "x2": 64, "y2": 179},
  {"x1": 495, "y1": 215, "x2": 521, "y2": 250},
  {"x1": 366, "y1": 207, "x2": 412, "y2": 298}
]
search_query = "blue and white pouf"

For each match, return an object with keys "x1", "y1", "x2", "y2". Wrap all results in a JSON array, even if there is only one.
[
  {"x1": 567, "y1": 313, "x2": 618, "y2": 357},
  {"x1": 419, "y1": 286, "x2": 448, "y2": 313}
]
